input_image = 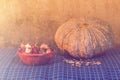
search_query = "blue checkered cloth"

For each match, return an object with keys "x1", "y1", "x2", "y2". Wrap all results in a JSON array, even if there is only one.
[{"x1": 0, "y1": 47, "x2": 119, "y2": 80}]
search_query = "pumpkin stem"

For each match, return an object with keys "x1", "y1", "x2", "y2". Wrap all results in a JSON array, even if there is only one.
[
  {"x1": 83, "y1": 23, "x2": 89, "y2": 26},
  {"x1": 78, "y1": 23, "x2": 89, "y2": 28}
]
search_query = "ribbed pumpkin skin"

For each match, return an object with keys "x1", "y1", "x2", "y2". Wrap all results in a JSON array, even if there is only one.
[{"x1": 55, "y1": 17, "x2": 114, "y2": 58}]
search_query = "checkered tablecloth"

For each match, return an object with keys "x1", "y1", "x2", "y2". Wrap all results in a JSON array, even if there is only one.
[{"x1": 0, "y1": 47, "x2": 119, "y2": 80}]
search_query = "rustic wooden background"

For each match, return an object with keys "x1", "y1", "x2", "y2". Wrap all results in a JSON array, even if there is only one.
[{"x1": 0, "y1": 0, "x2": 120, "y2": 47}]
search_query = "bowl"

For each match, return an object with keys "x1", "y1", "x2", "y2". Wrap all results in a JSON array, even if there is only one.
[{"x1": 17, "y1": 50, "x2": 56, "y2": 65}]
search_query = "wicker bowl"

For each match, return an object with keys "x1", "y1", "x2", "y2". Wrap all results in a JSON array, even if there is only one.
[{"x1": 17, "y1": 50, "x2": 56, "y2": 65}]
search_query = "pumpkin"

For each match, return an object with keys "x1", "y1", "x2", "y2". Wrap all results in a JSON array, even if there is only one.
[{"x1": 55, "y1": 17, "x2": 114, "y2": 59}]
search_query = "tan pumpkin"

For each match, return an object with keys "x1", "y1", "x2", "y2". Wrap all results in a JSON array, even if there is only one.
[{"x1": 55, "y1": 17, "x2": 114, "y2": 59}]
